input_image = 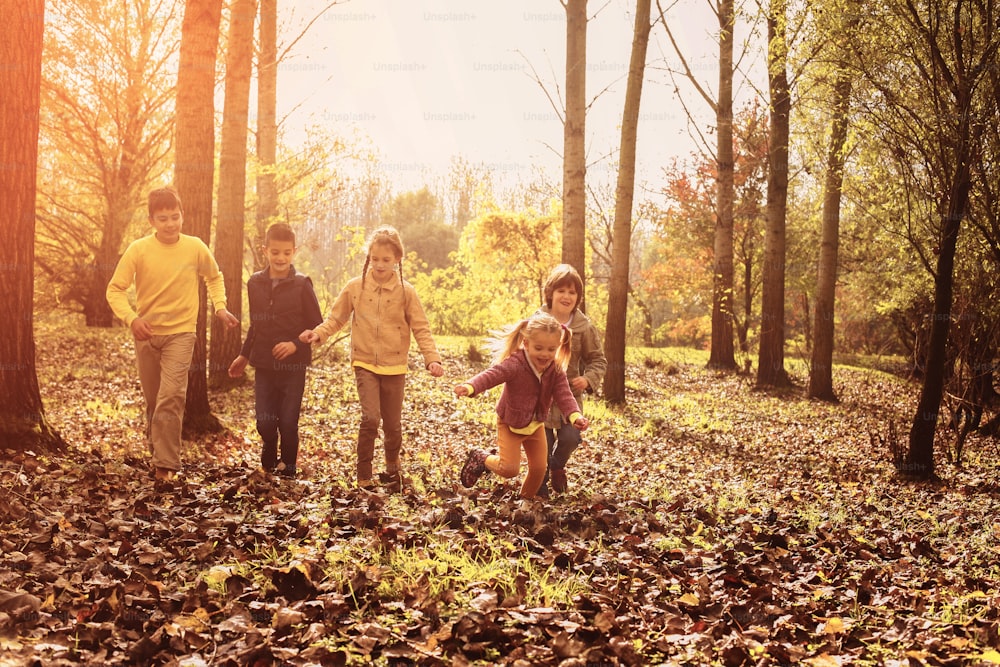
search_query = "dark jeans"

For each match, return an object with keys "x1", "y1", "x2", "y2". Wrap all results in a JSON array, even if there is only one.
[
  {"x1": 255, "y1": 367, "x2": 307, "y2": 472},
  {"x1": 539, "y1": 422, "x2": 583, "y2": 493}
]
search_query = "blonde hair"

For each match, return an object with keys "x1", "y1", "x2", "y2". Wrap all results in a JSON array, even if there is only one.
[
  {"x1": 360, "y1": 225, "x2": 404, "y2": 288},
  {"x1": 488, "y1": 312, "x2": 572, "y2": 370}
]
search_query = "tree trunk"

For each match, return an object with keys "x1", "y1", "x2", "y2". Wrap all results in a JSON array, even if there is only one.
[
  {"x1": 255, "y1": 0, "x2": 278, "y2": 272},
  {"x1": 0, "y1": 0, "x2": 65, "y2": 452},
  {"x1": 562, "y1": 0, "x2": 587, "y2": 283},
  {"x1": 708, "y1": 0, "x2": 737, "y2": 371},
  {"x1": 808, "y1": 72, "x2": 852, "y2": 402},
  {"x1": 907, "y1": 106, "x2": 974, "y2": 480},
  {"x1": 755, "y1": 0, "x2": 791, "y2": 389},
  {"x1": 175, "y1": 0, "x2": 224, "y2": 435},
  {"x1": 210, "y1": 0, "x2": 256, "y2": 389},
  {"x1": 603, "y1": 0, "x2": 651, "y2": 404}
]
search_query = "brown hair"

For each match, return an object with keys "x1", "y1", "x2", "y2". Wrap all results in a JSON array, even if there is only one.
[
  {"x1": 488, "y1": 312, "x2": 572, "y2": 370},
  {"x1": 543, "y1": 263, "x2": 584, "y2": 311},
  {"x1": 148, "y1": 187, "x2": 182, "y2": 218},
  {"x1": 265, "y1": 222, "x2": 296, "y2": 246},
  {"x1": 360, "y1": 225, "x2": 405, "y2": 288}
]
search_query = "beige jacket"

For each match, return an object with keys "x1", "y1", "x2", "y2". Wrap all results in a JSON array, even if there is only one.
[{"x1": 314, "y1": 271, "x2": 441, "y2": 374}]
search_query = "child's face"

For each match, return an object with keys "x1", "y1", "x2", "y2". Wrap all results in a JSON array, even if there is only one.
[
  {"x1": 522, "y1": 330, "x2": 562, "y2": 370},
  {"x1": 150, "y1": 205, "x2": 183, "y2": 244},
  {"x1": 264, "y1": 239, "x2": 296, "y2": 277},
  {"x1": 368, "y1": 242, "x2": 400, "y2": 283},
  {"x1": 550, "y1": 284, "x2": 579, "y2": 319}
]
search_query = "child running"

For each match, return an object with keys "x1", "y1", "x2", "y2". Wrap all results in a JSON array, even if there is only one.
[
  {"x1": 455, "y1": 312, "x2": 589, "y2": 499},
  {"x1": 228, "y1": 223, "x2": 323, "y2": 478},
  {"x1": 299, "y1": 225, "x2": 444, "y2": 490},
  {"x1": 535, "y1": 264, "x2": 606, "y2": 495}
]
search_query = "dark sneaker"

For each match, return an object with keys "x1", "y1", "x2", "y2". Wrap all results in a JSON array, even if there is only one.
[
  {"x1": 378, "y1": 471, "x2": 402, "y2": 493},
  {"x1": 550, "y1": 467, "x2": 568, "y2": 493},
  {"x1": 275, "y1": 462, "x2": 297, "y2": 478},
  {"x1": 460, "y1": 449, "x2": 489, "y2": 488}
]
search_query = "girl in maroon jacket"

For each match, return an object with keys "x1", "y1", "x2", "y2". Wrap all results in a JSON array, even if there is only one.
[{"x1": 455, "y1": 313, "x2": 589, "y2": 498}]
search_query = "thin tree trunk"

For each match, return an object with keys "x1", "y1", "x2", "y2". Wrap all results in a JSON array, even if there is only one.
[
  {"x1": 562, "y1": 0, "x2": 587, "y2": 282},
  {"x1": 210, "y1": 0, "x2": 256, "y2": 389},
  {"x1": 175, "y1": 0, "x2": 224, "y2": 435},
  {"x1": 708, "y1": 0, "x2": 737, "y2": 371},
  {"x1": 603, "y1": 0, "x2": 651, "y2": 404},
  {"x1": 255, "y1": 0, "x2": 278, "y2": 271},
  {"x1": 808, "y1": 72, "x2": 852, "y2": 401},
  {"x1": 756, "y1": 0, "x2": 791, "y2": 388},
  {"x1": 0, "y1": 0, "x2": 65, "y2": 452}
]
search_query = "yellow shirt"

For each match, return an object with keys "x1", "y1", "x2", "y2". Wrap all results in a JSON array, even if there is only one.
[{"x1": 106, "y1": 233, "x2": 228, "y2": 335}]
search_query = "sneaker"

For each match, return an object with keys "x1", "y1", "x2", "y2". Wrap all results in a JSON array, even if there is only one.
[
  {"x1": 460, "y1": 449, "x2": 489, "y2": 488},
  {"x1": 154, "y1": 467, "x2": 176, "y2": 482},
  {"x1": 550, "y1": 468, "x2": 568, "y2": 493},
  {"x1": 378, "y1": 471, "x2": 402, "y2": 493},
  {"x1": 357, "y1": 478, "x2": 376, "y2": 490},
  {"x1": 275, "y1": 462, "x2": 297, "y2": 478}
]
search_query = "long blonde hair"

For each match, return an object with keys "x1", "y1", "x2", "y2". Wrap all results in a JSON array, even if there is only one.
[
  {"x1": 488, "y1": 312, "x2": 572, "y2": 371},
  {"x1": 360, "y1": 225, "x2": 404, "y2": 288}
]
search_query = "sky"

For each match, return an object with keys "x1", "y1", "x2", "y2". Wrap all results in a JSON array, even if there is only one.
[{"x1": 274, "y1": 0, "x2": 724, "y2": 193}]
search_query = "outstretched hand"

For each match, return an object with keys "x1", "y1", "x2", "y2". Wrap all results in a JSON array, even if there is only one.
[
  {"x1": 574, "y1": 416, "x2": 589, "y2": 431},
  {"x1": 299, "y1": 329, "x2": 320, "y2": 344},
  {"x1": 428, "y1": 361, "x2": 444, "y2": 378},
  {"x1": 453, "y1": 384, "x2": 471, "y2": 397}
]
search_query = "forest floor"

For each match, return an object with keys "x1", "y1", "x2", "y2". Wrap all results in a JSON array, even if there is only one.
[{"x1": 2, "y1": 318, "x2": 1000, "y2": 666}]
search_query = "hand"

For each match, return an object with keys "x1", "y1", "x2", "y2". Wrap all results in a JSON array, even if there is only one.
[
  {"x1": 428, "y1": 361, "x2": 444, "y2": 378},
  {"x1": 228, "y1": 355, "x2": 249, "y2": 378},
  {"x1": 453, "y1": 384, "x2": 470, "y2": 397},
  {"x1": 299, "y1": 329, "x2": 320, "y2": 344},
  {"x1": 570, "y1": 376, "x2": 589, "y2": 392},
  {"x1": 130, "y1": 318, "x2": 154, "y2": 341},
  {"x1": 574, "y1": 416, "x2": 589, "y2": 431},
  {"x1": 272, "y1": 341, "x2": 296, "y2": 360},
  {"x1": 216, "y1": 308, "x2": 239, "y2": 329}
]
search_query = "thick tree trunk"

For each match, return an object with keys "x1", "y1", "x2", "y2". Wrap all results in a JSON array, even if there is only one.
[
  {"x1": 756, "y1": 0, "x2": 791, "y2": 389},
  {"x1": 562, "y1": 0, "x2": 587, "y2": 282},
  {"x1": 0, "y1": 0, "x2": 65, "y2": 452},
  {"x1": 210, "y1": 0, "x2": 256, "y2": 389},
  {"x1": 603, "y1": 0, "x2": 651, "y2": 404},
  {"x1": 708, "y1": 0, "x2": 737, "y2": 371},
  {"x1": 175, "y1": 0, "x2": 224, "y2": 435},
  {"x1": 255, "y1": 0, "x2": 278, "y2": 272},
  {"x1": 808, "y1": 72, "x2": 852, "y2": 402}
]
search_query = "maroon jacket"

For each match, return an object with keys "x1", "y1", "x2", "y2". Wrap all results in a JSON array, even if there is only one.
[{"x1": 465, "y1": 349, "x2": 581, "y2": 429}]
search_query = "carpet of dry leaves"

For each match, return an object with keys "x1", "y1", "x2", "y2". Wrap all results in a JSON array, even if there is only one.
[{"x1": 2, "y1": 319, "x2": 1000, "y2": 666}]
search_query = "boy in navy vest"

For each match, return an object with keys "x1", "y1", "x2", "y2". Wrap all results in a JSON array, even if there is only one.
[{"x1": 229, "y1": 223, "x2": 323, "y2": 477}]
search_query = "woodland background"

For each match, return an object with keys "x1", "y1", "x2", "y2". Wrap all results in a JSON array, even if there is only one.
[{"x1": 1, "y1": 0, "x2": 1000, "y2": 664}]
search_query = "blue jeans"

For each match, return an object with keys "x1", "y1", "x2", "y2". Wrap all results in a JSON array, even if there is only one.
[
  {"x1": 255, "y1": 368, "x2": 307, "y2": 471},
  {"x1": 539, "y1": 422, "x2": 583, "y2": 493}
]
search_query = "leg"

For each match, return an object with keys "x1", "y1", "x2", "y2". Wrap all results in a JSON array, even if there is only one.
[
  {"x1": 537, "y1": 428, "x2": 557, "y2": 495},
  {"x1": 276, "y1": 369, "x2": 307, "y2": 473},
  {"x1": 353, "y1": 367, "x2": 381, "y2": 483},
  {"x1": 255, "y1": 369, "x2": 280, "y2": 471},
  {"x1": 487, "y1": 424, "x2": 525, "y2": 478},
  {"x1": 519, "y1": 426, "x2": 549, "y2": 498},
  {"x1": 135, "y1": 338, "x2": 163, "y2": 454},
  {"x1": 148, "y1": 333, "x2": 195, "y2": 472},
  {"x1": 379, "y1": 373, "x2": 406, "y2": 474},
  {"x1": 548, "y1": 422, "x2": 582, "y2": 492}
]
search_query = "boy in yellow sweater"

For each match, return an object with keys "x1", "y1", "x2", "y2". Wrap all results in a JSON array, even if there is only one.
[{"x1": 107, "y1": 187, "x2": 239, "y2": 481}]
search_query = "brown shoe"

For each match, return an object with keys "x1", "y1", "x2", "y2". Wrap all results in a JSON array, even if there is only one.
[
  {"x1": 154, "y1": 467, "x2": 176, "y2": 481},
  {"x1": 460, "y1": 449, "x2": 489, "y2": 488},
  {"x1": 550, "y1": 468, "x2": 568, "y2": 493}
]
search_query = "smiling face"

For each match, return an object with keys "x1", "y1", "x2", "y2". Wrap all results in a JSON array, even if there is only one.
[
  {"x1": 368, "y1": 242, "x2": 400, "y2": 283},
  {"x1": 522, "y1": 330, "x2": 562, "y2": 371},
  {"x1": 550, "y1": 284, "x2": 579, "y2": 322},
  {"x1": 150, "y1": 206, "x2": 183, "y2": 244},
  {"x1": 265, "y1": 239, "x2": 296, "y2": 278}
]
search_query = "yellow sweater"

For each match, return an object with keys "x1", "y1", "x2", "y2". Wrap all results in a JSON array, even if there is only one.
[{"x1": 106, "y1": 233, "x2": 228, "y2": 335}]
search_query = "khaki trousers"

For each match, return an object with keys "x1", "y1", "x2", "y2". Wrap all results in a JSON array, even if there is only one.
[
  {"x1": 135, "y1": 333, "x2": 195, "y2": 471},
  {"x1": 354, "y1": 367, "x2": 405, "y2": 482}
]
